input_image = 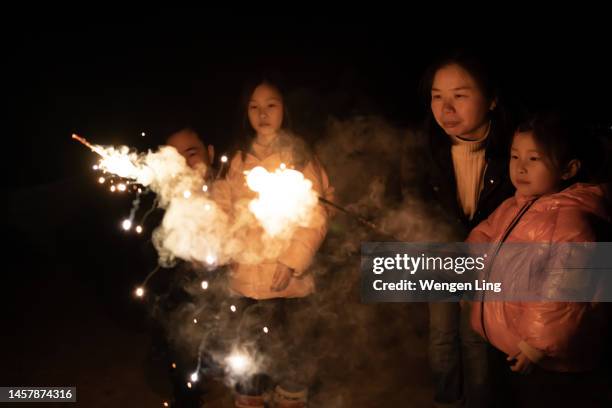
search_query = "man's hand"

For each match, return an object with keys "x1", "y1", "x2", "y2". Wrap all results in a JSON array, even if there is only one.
[
  {"x1": 271, "y1": 263, "x2": 293, "y2": 291},
  {"x1": 507, "y1": 351, "x2": 534, "y2": 374}
]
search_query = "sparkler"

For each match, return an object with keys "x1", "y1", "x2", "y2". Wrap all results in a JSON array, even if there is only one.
[
  {"x1": 75, "y1": 133, "x2": 394, "y2": 397},
  {"x1": 318, "y1": 196, "x2": 399, "y2": 240},
  {"x1": 225, "y1": 349, "x2": 254, "y2": 377},
  {"x1": 215, "y1": 154, "x2": 229, "y2": 180}
]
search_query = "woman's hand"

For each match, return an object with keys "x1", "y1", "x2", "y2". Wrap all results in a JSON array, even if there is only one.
[
  {"x1": 507, "y1": 351, "x2": 534, "y2": 374},
  {"x1": 271, "y1": 263, "x2": 293, "y2": 291}
]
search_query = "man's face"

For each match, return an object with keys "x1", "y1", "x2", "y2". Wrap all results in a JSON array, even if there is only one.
[{"x1": 166, "y1": 130, "x2": 210, "y2": 169}]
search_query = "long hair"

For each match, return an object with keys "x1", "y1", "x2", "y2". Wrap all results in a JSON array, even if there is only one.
[{"x1": 229, "y1": 72, "x2": 314, "y2": 170}]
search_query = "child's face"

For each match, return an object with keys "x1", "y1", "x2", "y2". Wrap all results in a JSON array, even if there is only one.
[
  {"x1": 431, "y1": 64, "x2": 494, "y2": 141},
  {"x1": 248, "y1": 83, "x2": 284, "y2": 138},
  {"x1": 510, "y1": 131, "x2": 561, "y2": 196}
]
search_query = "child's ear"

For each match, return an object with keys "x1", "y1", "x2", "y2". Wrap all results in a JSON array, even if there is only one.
[
  {"x1": 489, "y1": 98, "x2": 498, "y2": 111},
  {"x1": 561, "y1": 159, "x2": 581, "y2": 180}
]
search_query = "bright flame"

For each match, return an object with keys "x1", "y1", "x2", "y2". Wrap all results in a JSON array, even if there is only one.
[
  {"x1": 183, "y1": 190, "x2": 191, "y2": 199},
  {"x1": 163, "y1": 402, "x2": 168, "y2": 407},
  {"x1": 246, "y1": 166, "x2": 318, "y2": 236},
  {"x1": 225, "y1": 351, "x2": 252, "y2": 376},
  {"x1": 135, "y1": 225, "x2": 143, "y2": 234},
  {"x1": 190, "y1": 372, "x2": 199, "y2": 382},
  {"x1": 110, "y1": 185, "x2": 116, "y2": 192},
  {"x1": 221, "y1": 155, "x2": 228, "y2": 163},
  {"x1": 98, "y1": 177, "x2": 105, "y2": 184},
  {"x1": 118, "y1": 183, "x2": 127, "y2": 192},
  {"x1": 205, "y1": 254, "x2": 216, "y2": 265},
  {"x1": 93, "y1": 145, "x2": 143, "y2": 180},
  {"x1": 135, "y1": 287, "x2": 144, "y2": 297},
  {"x1": 193, "y1": 318, "x2": 198, "y2": 324},
  {"x1": 263, "y1": 326, "x2": 269, "y2": 334},
  {"x1": 171, "y1": 362, "x2": 176, "y2": 369},
  {"x1": 93, "y1": 165, "x2": 99, "y2": 170},
  {"x1": 202, "y1": 185, "x2": 208, "y2": 192},
  {"x1": 204, "y1": 204, "x2": 211, "y2": 211},
  {"x1": 201, "y1": 281, "x2": 209, "y2": 290},
  {"x1": 141, "y1": 132, "x2": 146, "y2": 137},
  {"x1": 122, "y1": 219, "x2": 132, "y2": 230},
  {"x1": 230, "y1": 305, "x2": 236, "y2": 313},
  {"x1": 187, "y1": 382, "x2": 192, "y2": 389}
]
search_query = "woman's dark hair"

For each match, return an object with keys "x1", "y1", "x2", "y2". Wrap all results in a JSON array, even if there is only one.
[
  {"x1": 421, "y1": 49, "x2": 513, "y2": 159},
  {"x1": 421, "y1": 49, "x2": 499, "y2": 105},
  {"x1": 514, "y1": 110, "x2": 592, "y2": 183}
]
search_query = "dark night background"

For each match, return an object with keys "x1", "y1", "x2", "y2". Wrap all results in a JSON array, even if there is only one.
[{"x1": 3, "y1": 10, "x2": 612, "y2": 407}]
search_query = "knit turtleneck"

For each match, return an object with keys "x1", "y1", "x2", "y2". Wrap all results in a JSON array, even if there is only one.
[{"x1": 449, "y1": 126, "x2": 489, "y2": 220}]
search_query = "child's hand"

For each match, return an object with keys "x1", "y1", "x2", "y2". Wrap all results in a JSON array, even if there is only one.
[
  {"x1": 507, "y1": 351, "x2": 534, "y2": 374},
  {"x1": 271, "y1": 263, "x2": 293, "y2": 291}
]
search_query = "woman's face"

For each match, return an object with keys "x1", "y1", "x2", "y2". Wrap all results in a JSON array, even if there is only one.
[
  {"x1": 431, "y1": 63, "x2": 494, "y2": 141},
  {"x1": 248, "y1": 83, "x2": 284, "y2": 137}
]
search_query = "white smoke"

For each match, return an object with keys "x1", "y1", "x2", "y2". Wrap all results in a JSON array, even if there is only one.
[{"x1": 93, "y1": 143, "x2": 320, "y2": 268}]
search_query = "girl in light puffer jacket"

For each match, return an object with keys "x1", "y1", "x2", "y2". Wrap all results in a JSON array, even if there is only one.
[{"x1": 468, "y1": 111, "x2": 611, "y2": 374}]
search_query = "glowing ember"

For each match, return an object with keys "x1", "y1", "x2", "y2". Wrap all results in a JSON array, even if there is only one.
[
  {"x1": 135, "y1": 287, "x2": 144, "y2": 297},
  {"x1": 122, "y1": 219, "x2": 132, "y2": 230}
]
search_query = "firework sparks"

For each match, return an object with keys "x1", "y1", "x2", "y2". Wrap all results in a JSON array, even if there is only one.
[
  {"x1": 246, "y1": 165, "x2": 318, "y2": 236},
  {"x1": 225, "y1": 349, "x2": 254, "y2": 377}
]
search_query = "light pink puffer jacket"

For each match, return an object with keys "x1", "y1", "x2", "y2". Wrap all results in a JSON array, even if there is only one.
[
  {"x1": 212, "y1": 134, "x2": 333, "y2": 300},
  {"x1": 468, "y1": 183, "x2": 611, "y2": 372}
]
